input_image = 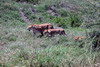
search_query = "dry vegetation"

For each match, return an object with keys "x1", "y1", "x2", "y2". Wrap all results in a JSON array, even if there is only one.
[{"x1": 0, "y1": 0, "x2": 100, "y2": 67}]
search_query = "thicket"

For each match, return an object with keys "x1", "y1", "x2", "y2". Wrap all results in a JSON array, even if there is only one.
[{"x1": 51, "y1": 15, "x2": 82, "y2": 28}]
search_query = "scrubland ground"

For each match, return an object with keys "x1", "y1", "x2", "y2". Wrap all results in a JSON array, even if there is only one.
[{"x1": 0, "y1": 0, "x2": 100, "y2": 67}]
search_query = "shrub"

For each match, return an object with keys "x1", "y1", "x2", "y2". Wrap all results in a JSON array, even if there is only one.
[
  {"x1": 57, "y1": 8, "x2": 68, "y2": 17},
  {"x1": 51, "y1": 14, "x2": 82, "y2": 28},
  {"x1": 51, "y1": 17, "x2": 69, "y2": 28},
  {"x1": 69, "y1": 14, "x2": 82, "y2": 27},
  {"x1": 0, "y1": 63, "x2": 9, "y2": 67},
  {"x1": 27, "y1": 0, "x2": 40, "y2": 4},
  {"x1": 7, "y1": 35, "x2": 17, "y2": 41},
  {"x1": 14, "y1": 0, "x2": 41, "y2": 4},
  {"x1": 87, "y1": 30, "x2": 100, "y2": 50},
  {"x1": 35, "y1": 4, "x2": 46, "y2": 12}
]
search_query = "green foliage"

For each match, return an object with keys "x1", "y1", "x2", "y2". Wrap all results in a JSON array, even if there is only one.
[
  {"x1": 52, "y1": 14, "x2": 82, "y2": 28},
  {"x1": 87, "y1": 30, "x2": 100, "y2": 50},
  {"x1": 27, "y1": 0, "x2": 40, "y2": 3},
  {"x1": 7, "y1": 35, "x2": 17, "y2": 41},
  {"x1": 0, "y1": 64, "x2": 9, "y2": 67},
  {"x1": 70, "y1": 14, "x2": 82, "y2": 27},
  {"x1": 0, "y1": 0, "x2": 100, "y2": 67},
  {"x1": 57, "y1": 9, "x2": 68, "y2": 17},
  {"x1": 14, "y1": 0, "x2": 40, "y2": 4},
  {"x1": 0, "y1": 0, "x2": 26, "y2": 27},
  {"x1": 31, "y1": 45, "x2": 99, "y2": 67},
  {"x1": 35, "y1": 4, "x2": 46, "y2": 12},
  {"x1": 1, "y1": 34, "x2": 17, "y2": 42},
  {"x1": 51, "y1": 17, "x2": 70, "y2": 28}
]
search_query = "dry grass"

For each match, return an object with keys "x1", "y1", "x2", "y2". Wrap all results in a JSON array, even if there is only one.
[{"x1": 0, "y1": 0, "x2": 100, "y2": 67}]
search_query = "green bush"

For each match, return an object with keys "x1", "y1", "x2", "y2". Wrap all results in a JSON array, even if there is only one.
[
  {"x1": 51, "y1": 14, "x2": 82, "y2": 28},
  {"x1": 14, "y1": 0, "x2": 40, "y2": 4},
  {"x1": 35, "y1": 4, "x2": 46, "y2": 12},
  {"x1": 8, "y1": 35, "x2": 17, "y2": 41},
  {"x1": 0, "y1": 63, "x2": 9, "y2": 67},
  {"x1": 57, "y1": 9, "x2": 68, "y2": 17},
  {"x1": 51, "y1": 17, "x2": 68, "y2": 28},
  {"x1": 70, "y1": 14, "x2": 82, "y2": 27},
  {"x1": 28, "y1": 0, "x2": 40, "y2": 4},
  {"x1": 87, "y1": 30, "x2": 100, "y2": 50}
]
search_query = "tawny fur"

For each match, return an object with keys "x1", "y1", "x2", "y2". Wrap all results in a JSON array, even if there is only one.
[{"x1": 43, "y1": 29, "x2": 66, "y2": 37}]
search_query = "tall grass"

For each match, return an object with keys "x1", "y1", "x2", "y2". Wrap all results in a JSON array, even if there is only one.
[{"x1": 0, "y1": 0, "x2": 100, "y2": 67}]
